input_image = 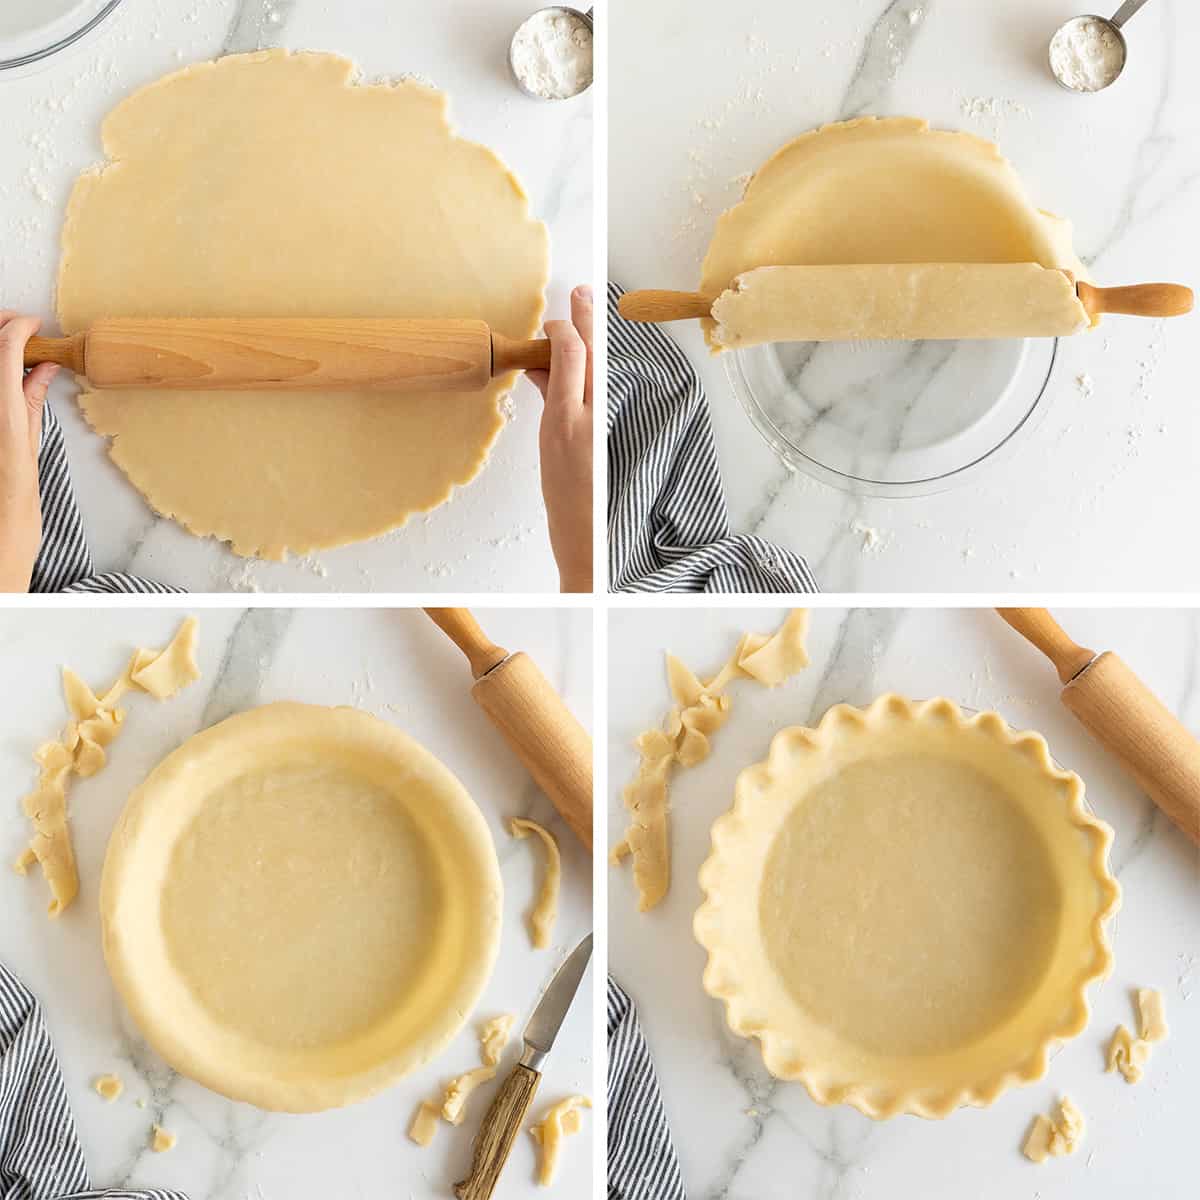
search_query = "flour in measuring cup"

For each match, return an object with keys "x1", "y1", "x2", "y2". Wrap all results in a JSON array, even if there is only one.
[
  {"x1": 511, "y1": 9, "x2": 593, "y2": 100},
  {"x1": 1049, "y1": 17, "x2": 1124, "y2": 91}
]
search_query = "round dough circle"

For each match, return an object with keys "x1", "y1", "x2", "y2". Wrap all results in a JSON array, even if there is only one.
[
  {"x1": 695, "y1": 695, "x2": 1120, "y2": 1120},
  {"x1": 699, "y1": 116, "x2": 1089, "y2": 347},
  {"x1": 101, "y1": 702, "x2": 503, "y2": 1113},
  {"x1": 58, "y1": 50, "x2": 549, "y2": 560}
]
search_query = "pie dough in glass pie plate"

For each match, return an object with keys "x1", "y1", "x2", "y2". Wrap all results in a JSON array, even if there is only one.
[
  {"x1": 101, "y1": 702, "x2": 502, "y2": 1113},
  {"x1": 694, "y1": 694, "x2": 1120, "y2": 1120}
]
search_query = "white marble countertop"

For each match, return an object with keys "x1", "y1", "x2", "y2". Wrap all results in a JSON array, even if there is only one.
[
  {"x1": 608, "y1": 606, "x2": 1199, "y2": 1199},
  {"x1": 610, "y1": 0, "x2": 1200, "y2": 593},
  {"x1": 1, "y1": 606, "x2": 594, "y2": 1199},
  {"x1": 0, "y1": 0, "x2": 592, "y2": 593}
]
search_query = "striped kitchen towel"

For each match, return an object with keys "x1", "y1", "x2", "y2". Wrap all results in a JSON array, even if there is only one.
[
  {"x1": 0, "y1": 960, "x2": 187, "y2": 1200},
  {"x1": 607, "y1": 978, "x2": 685, "y2": 1200},
  {"x1": 31, "y1": 404, "x2": 179, "y2": 595},
  {"x1": 607, "y1": 282, "x2": 818, "y2": 594}
]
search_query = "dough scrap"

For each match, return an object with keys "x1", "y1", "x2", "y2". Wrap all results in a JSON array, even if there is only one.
[
  {"x1": 480, "y1": 1013, "x2": 516, "y2": 1066},
  {"x1": 1136, "y1": 988, "x2": 1168, "y2": 1043},
  {"x1": 16, "y1": 618, "x2": 201, "y2": 917},
  {"x1": 1106, "y1": 988, "x2": 1167, "y2": 1083},
  {"x1": 529, "y1": 1095, "x2": 590, "y2": 1186},
  {"x1": 58, "y1": 50, "x2": 548, "y2": 560},
  {"x1": 407, "y1": 1101, "x2": 441, "y2": 1147},
  {"x1": 1023, "y1": 1096, "x2": 1085, "y2": 1163},
  {"x1": 93, "y1": 1073, "x2": 123, "y2": 1101},
  {"x1": 441, "y1": 1064, "x2": 497, "y2": 1125},
  {"x1": 1106, "y1": 1025, "x2": 1149, "y2": 1084},
  {"x1": 710, "y1": 263, "x2": 1089, "y2": 348},
  {"x1": 509, "y1": 818, "x2": 561, "y2": 950},
  {"x1": 150, "y1": 1125, "x2": 176, "y2": 1153},
  {"x1": 700, "y1": 116, "x2": 1091, "y2": 351},
  {"x1": 614, "y1": 610, "x2": 809, "y2": 911}
]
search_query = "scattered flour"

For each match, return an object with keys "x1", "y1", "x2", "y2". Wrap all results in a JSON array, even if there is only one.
[
  {"x1": 1075, "y1": 372, "x2": 1094, "y2": 399},
  {"x1": 850, "y1": 519, "x2": 888, "y2": 554}
]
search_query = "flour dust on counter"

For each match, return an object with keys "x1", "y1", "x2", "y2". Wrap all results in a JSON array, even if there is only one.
[
  {"x1": 606, "y1": 605, "x2": 1200, "y2": 1200},
  {"x1": 0, "y1": 606, "x2": 594, "y2": 1200}
]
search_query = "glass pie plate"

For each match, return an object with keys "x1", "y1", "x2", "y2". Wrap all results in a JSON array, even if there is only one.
[
  {"x1": 0, "y1": 0, "x2": 123, "y2": 72},
  {"x1": 725, "y1": 335, "x2": 1058, "y2": 498}
]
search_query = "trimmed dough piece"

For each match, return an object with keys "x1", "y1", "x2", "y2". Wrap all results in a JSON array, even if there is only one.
[
  {"x1": 614, "y1": 610, "x2": 809, "y2": 911},
  {"x1": 150, "y1": 1125, "x2": 176, "y2": 1153},
  {"x1": 700, "y1": 116, "x2": 1091, "y2": 352},
  {"x1": 1107, "y1": 1025, "x2": 1149, "y2": 1084},
  {"x1": 529, "y1": 1096, "x2": 590, "y2": 1186},
  {"x1": 58, "y1": 50, "x2": 548, "y2": 560},
  {"x1": 1136, "y1": 988, "x2": 1168, "y2": 1043},
  {"x1": 1023, "y1": 1096, "x2": 1085, "y2": 1163},
  {"x1": 93, "y1": 1074, "x2": 123, "y2": 1101},
  {"x1": 480, "y1": 1014, "x2": 516, "y2": 1066},
  {"x1": 16, "y1": 618, "x2": 201, "y2": 916},
  {"x1": 510, "y1": 818, "x2": 561, "y2": 950},
  {"x1": 407, "y1": 1101, "x2": 440, "y2": 1147},
  {"x1": 710, "y1": 263, "x2": 1089, "y2": 348},
  {"x1": 442, "y1": 1065, "x2": 497, "y2": 1125}
]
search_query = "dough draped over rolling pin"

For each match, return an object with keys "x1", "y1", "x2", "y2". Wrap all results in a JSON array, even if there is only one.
[{"x1": 700, "y1": 116, "x2": 1092, "y2": 351}]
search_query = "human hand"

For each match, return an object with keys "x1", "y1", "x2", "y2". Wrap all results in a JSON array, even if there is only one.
[
  {"x1": 0, "y1": 314, "x2": 57, "y2": 593},
  {"x1": 528, "y1": 285, "x2": 593, "y2": 593}
]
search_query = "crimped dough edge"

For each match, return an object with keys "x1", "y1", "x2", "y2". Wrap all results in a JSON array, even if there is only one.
[{"x1": 693, "y1": 693, "x2": 1120, "y2": 1120}]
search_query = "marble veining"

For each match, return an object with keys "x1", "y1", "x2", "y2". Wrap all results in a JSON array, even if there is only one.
[
  {"x1": 1, "y1": 607, "x2": 594, "y2": 1199},
  {"x1": 610, "y1": 0, "x2": 1200, "y2": 591},
  {"x1": 609, "y1": 607, "x2": 1199, "y2": 1200}
]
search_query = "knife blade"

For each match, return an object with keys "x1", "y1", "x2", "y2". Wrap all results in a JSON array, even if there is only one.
[{"x1": 454, "y1": 934, "x2": 593, "y2": 1200}]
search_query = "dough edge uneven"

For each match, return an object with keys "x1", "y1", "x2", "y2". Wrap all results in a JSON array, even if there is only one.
[{"x1": 57, "y1": 49, "x2": 549, "y2": 560}]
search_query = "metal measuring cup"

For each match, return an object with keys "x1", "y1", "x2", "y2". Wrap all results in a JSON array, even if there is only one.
[
  {"x1": 508, "y1": 6, "x2": 594, "y2": 100},
  {"x1": 1049, "y1": 0, "x2": 1154, "y2": 92}
]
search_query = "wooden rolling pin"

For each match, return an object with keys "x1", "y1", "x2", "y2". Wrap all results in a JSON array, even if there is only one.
[
  {"x1": 23, "y1": 317, "x2": 551, "y2": 392},
  {"x1": 619, "y1": 266, "x2": 1194, "y2": 339},
  {"x1": 997, "y1": 608, "x2": 1200, "y2": 846},
  {"x1": 424, "y1": 608, "x2": 592, "y2": 849}
]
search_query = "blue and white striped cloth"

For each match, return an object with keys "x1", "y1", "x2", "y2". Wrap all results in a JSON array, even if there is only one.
[
  {"x1": 607, "y1": 978, "x2": 684, "y2": 1200},
  {"x1": 607, "y1": 283, "x2": 818, "y2": 594},
  {"x1": 31, "y1": 404, "x2": 178, "y2": 594},
  {"x1": 0, "y1": 961, "x2": 186, "y2": 1200}
]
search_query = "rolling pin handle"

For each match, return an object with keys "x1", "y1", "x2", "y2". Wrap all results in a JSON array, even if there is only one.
[
  {"x1": 491, "y1": 333, "x2": 551, "y2": 375},
  {"x1": 995, "y1": 607, "x2": 1098, "y2": 684},
  {"x1": 1076, "y1": 281, "x2": 1194, "y2": 319},
  {"x1": 24, "y1": 334, "x2": 86, "y2": 377},
  {"x1": 423, "y1": 607, "x2": 510, "y2": 679}
]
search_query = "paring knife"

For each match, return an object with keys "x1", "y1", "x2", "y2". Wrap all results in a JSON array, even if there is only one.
[
  {"x1": 23, "y1": 317, "x2": 551, "y2": 392},
  {"x1": 454, "y1": 934, "x2": 593, "y2": 1200}
]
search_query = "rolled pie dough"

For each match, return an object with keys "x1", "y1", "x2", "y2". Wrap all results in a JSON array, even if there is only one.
[
  {"x1": 58, "y1": 51, "x2": 549, "y2": 559},
  {"x1": 700, "y1": 116, "x2": 1091, "y2": 351},
  {"x1": 710, "y1": 263, "x2": 1089, "y2": 348},
  {"x1": 100, "y1": 702, "x2": 503, "y2": 1113}
]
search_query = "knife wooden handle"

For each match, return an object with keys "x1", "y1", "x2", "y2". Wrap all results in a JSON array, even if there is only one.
[
  {"x1": 1076, "y1": 281, "x2": 1194, "y2": 319},
  {"x1": 617, "y1": 289, "x2": 712, "y2": 323},
  {"x1": 454, "y1": 1063, "x2": 541, "y2": 1200}
]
